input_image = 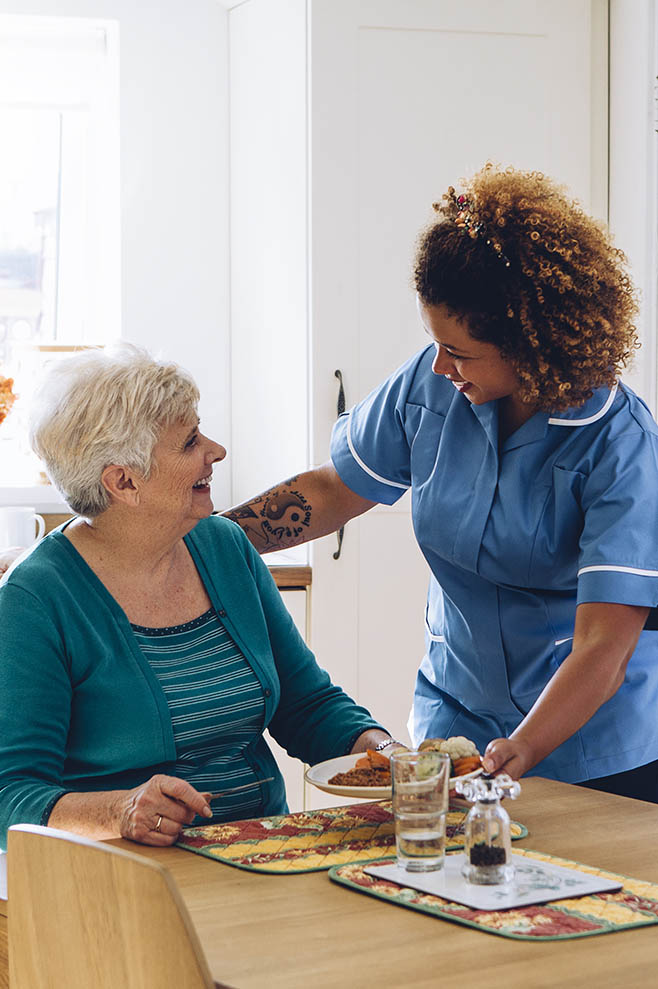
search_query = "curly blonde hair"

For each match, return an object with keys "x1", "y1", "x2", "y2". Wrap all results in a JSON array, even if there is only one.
[{"x1": 413, "y1": 163, "x2": 639, "y2": 410}]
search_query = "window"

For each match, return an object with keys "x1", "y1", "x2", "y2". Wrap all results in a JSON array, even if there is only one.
[{"x1": 0, "y1": 15, "x2": 120, "y2": 484}]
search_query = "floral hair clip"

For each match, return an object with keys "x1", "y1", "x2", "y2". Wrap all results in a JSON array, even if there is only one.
[{"x1": 439, "y1": 187, "x2": 511, "y2": 268}]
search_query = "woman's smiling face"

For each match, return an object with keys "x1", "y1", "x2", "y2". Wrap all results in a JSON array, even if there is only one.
[
  {"x1": 141, "y1": 417, "x2": 226, "y2": 526},
  {"x1": 417, "y1": 299, "x2": 521, "y2": 406}
]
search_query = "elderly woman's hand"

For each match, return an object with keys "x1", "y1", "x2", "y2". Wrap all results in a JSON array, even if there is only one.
[{"x1": 116, "y1": 774, "x2": 213, "y2": 846}]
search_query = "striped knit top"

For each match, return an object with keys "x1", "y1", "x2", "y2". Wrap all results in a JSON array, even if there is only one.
[{"x1": 131, "y1": 608, "x2": 267, "y2": 822}]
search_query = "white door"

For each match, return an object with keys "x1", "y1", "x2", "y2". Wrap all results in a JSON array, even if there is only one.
[
  {"x1": 308, "y1": 0, "x2": 609, "y2": 742},
  {"x1": 229, "y1": 0, "x2": 609, "y2": 752}
]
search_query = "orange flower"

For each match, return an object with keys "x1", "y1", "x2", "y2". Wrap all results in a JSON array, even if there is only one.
[{"x1": 0, "y1": 374, "x2": 17, "y2": 426}]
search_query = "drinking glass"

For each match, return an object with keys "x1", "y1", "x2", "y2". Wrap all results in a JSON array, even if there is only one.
[{"x1": 390, "y1": 750, "x2": 450, "y2": 872}]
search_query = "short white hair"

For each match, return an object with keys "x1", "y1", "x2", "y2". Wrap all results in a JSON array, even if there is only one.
[{"x1": 30, "y1": 344, "x2": 200, "y2": 517}]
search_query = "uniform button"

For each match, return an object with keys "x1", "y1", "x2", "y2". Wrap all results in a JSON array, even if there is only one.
[{"x1": 264, "y1": 688, "x2": 272, "y2": 697}]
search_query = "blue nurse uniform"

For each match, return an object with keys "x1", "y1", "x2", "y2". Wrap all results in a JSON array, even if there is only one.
[{"x1": 331, "y1": 346, "x2": 658, "y2": 782}]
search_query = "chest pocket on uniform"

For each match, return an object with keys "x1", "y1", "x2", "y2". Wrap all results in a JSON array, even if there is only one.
[
  {"x1": 527, "y1": 465, "x2": 586, "y2": 589},
  {"x1": 406, "y1": 405, "x2": 446, "y2": 488}
]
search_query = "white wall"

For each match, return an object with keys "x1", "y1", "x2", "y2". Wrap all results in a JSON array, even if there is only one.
[
  {"x1": 1, "y1": 0, "x2": 654, "y2": 517},
  {"x1": 609, "y1": 0, "x2": 657, "y2": 413},
  {"x1": 0, "y1": 0, "x2": 232, "y2": 507},
  {"x1": 229, "y1": 0, "x2": 309, "y2": 510}
]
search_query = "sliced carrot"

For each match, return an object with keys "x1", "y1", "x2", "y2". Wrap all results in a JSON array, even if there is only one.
[
  {"x1": 354, "y1": 749, "x2": 391, "y2": 770},
  {"x1": 367, "y1": 749, "x2": 391, "y2": 770},
  {"x1": 452, "y1": 756, "x2": 482, "y2": 777}
]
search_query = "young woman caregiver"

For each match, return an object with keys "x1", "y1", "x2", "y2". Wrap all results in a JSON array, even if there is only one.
[{"x1": 227, "y1": 163, "x2": 658, "y2": 801}]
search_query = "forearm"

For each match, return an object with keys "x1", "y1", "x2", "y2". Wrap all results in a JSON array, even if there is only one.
[
  {"x1": 222, "y1": 462, "x2": 374, "y2": 553},
  {"x1": 350, "y1": 728, "x2": 406, "y2": 754},
  {"x1": 47, "y1": 774, "x2": 211, "y2": 846},
  {"x1": 484, "y1": 602, "x2": 649, "y2": 778},
  {"x1": 48, "y1": 789, "x2": 127, "y2": 840},
  {"x1": 510, "y1": 648, "x2": 626, "y2": 770}
]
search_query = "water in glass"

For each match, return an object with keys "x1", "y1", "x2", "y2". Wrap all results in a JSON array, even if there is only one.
[{"x1": 391, "y1": 750, "x2": 450, "y2": 873}]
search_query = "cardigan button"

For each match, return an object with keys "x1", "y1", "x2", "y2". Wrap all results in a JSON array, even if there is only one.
[
  {"x1": 264, "y1": 688, "x2": 272, "y2": 697},
  {"x1": 217, "y1": 609, "x2": 227, "y2": 617}
]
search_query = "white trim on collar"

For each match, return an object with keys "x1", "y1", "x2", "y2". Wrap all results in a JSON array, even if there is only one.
[
  {"x1": 346, "y1": 410, "x2": 409, "y2": 490},
  {"x1": 548, "y1": 382, "x2": 618, "y2": 427}
]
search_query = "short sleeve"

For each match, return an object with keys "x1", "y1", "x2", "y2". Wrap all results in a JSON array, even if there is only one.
[
  {"x1": 330, "y1": 350, "x2": 429, "y2": 504},
  {"x1": 577, "y1": 429, "x2": 658, "y2": 607}
]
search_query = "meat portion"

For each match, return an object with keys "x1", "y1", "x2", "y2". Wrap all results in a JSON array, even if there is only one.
[{"x1": 328, "y1": 768, "x2": 391, "y2": 787}]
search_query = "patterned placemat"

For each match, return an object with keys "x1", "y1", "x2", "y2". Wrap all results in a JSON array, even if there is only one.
[
  {"x1": 177, "y1": 801, "x2": 527, "y2": 874},
  {"x1": 329, "y1": 847, "x2": 658, "y2": 940}
]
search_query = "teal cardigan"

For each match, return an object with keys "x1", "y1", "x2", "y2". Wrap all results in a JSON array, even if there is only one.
[{"x1": 0, "y1": 516, "x2": 380, "y2": 848}]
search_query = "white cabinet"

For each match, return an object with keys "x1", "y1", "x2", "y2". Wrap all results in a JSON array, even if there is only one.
[
  {"x1": 231, "y1": 1, "x2": 608, "y2": 748},
  {"x1": 267, "y1": 585, "x2": 366, "y2": 811},
  {"x1": 265, "y1": 588, "x2": 307, "y2": 812}
]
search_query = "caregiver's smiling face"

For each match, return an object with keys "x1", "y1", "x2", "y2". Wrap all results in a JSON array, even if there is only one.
[{"x1": 417, "y1": 299, "x2": 521, "y2": 407}]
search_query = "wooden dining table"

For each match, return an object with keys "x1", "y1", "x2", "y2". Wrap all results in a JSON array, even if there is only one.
[{"x1": 1, "y1": 777, "x2": 657, "y2": 988}]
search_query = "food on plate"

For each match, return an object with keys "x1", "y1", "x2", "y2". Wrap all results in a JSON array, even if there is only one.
[
  {"x1": 328, "y1": 749, "x2": 391, "y2": 787},
  {"x1": 324, "y1": 737, "x2": 482, "y2": 789},
  {"x1": 452, "y1": 755, "x2": 482, "y2": 776},
  {"x1": 419, "y1": 735, "x2": 478, "y2": 758},
  {"x1": 418, "y1": 736, "x2": 482, "y2": 777},
  {"x1": 354, "y1": 749, "x2": 389, "y2": 770}
]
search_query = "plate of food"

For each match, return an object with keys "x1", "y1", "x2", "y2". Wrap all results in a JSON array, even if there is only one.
[{"x1": 304, "y1": 736, "x2": 483, "y2": 800}]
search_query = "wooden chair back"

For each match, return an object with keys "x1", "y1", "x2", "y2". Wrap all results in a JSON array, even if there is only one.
[{"x1": 8, "y1": 824, "x2": 219, "y2": 989}]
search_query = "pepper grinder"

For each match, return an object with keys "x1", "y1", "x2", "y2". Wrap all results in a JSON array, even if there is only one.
[{"x1": 455, "y1": 773, "x2": 521, "y2": 885}]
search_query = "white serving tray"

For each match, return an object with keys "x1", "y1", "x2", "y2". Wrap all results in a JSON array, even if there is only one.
[{"x1": 365, "y1": 852, "x2": 622, "y2": 911}]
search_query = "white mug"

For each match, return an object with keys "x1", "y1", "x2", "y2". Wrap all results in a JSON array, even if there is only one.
[{"x1": 0, "y1": 507, "x2": 46, "y2": 548}]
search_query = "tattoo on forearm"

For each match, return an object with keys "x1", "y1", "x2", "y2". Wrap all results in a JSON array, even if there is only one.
[
  {"x1": 224, "y1": 479, "x2": 312, "y2": 550},
  {"x1": 227, "y1": 505, "x2": 259, "y2": 521}
]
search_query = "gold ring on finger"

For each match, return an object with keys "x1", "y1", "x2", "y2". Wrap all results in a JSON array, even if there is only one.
[{"x1": 155, "y1": 815, "x2": 163, "y2": 833}]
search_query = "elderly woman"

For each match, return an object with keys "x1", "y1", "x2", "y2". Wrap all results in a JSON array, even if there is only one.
[
  {"x1": 226, "y1": 163, "x2": 658, "y2": 802},
  {"x1": 0, "y1": 346, "x2": 395, "y2": 848}
]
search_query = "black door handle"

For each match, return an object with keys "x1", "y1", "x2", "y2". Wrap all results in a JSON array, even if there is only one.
[{"x1": 334, "y1": 370, "x2": 346, "y2": 560}]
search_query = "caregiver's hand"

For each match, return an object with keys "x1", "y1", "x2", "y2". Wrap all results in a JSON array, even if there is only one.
[
  {"x1": 116, "y1": 774, "x2": 212, "y2": 846},
  {"x1": 482, "y1": 737, "x2": 534, "y2": 780}
]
